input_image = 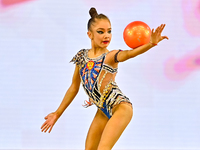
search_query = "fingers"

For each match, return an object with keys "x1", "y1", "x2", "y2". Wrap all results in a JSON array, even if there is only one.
[
  {"x1": 41, "y1": 113, "x2": 57, "y2": 133},
  {"x1": 152, "y1": 24, "x2": 166, "y2": 34},
  {"x1": 154, "y1": 26, "x2": 160, "y2": 33},
  {"x1": 162, "y1": 36, "x2": 169, "y2": 40},
  {"x1": 49, "y1": 126, "x2": 53, "y2": 133},
  {"x1": 41, "y1": 117, "x2": 53, "y2": 133},
  {"x1": 154, "y1": 24, "x2": 165, "y2": 34},
  {"x1": 151, "y1": 24, "x2": 168, "y2": 44},
  {"x1": 160, "y1": 24, "x2": 166, "y2": 34},
  {"x1": 44, "y1": 124, "x2": 51, "y2": 133},
  {"x1": 41, "y1": 121, "x2": 47, "y2": 129},
  {"x1": 41, "y1": 122, "x2": 47, "y2": 132},
  {"x1": 41, "y1": 123, "x2": 53, "y2": 133}
]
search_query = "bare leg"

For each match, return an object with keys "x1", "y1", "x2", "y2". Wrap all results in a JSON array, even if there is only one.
[
  {"x1": 85, "y1": 109, "x2": 109, "y2": 150},
  {"x1": 97, "y1": 103, "x2": 133, "y2": 150}
]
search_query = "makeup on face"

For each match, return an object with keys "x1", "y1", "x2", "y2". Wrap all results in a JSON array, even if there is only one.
[
  {"x1": 91, "y1": 20, "x2": 112, "y2": 47},
  {"x1": 97, "y1": 28, "x2": 112, "y2": 45},
  {"x1": 102, "y1": 41, "x2": 109, "y2": 44},
  {"x1": 96, "y1": 28, "x2": 112, "y2": 35}
]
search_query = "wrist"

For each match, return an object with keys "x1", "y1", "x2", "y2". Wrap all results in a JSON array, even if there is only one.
[
  {"x1": 149, "y1": 42, "x2": 157, "y2": 46},
  {"x1": 54, "y1": 111, "x2": 62, "y2": 118}
]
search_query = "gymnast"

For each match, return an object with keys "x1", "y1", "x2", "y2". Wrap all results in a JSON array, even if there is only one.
[{"x1": 41, "y1": 7, "x2": 168, "y2": 150}]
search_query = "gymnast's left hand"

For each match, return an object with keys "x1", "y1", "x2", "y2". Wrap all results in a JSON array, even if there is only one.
[{"x1": 150, "y1": 24, "x2": 169, "y2": 45}]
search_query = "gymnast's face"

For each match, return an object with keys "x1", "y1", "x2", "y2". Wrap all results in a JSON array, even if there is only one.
[{"x1": 88, "y1": 19, "x2": 112, "y2": 48}]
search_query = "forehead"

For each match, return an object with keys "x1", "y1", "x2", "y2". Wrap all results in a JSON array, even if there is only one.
[{"x1": 93, "y1": 19, "x2": 111, "y2": 29}]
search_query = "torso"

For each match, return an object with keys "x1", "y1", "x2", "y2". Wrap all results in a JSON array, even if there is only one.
[
  {"x1": 80, "y1": 49, "x2": 118, "y2": 95},
  {"x1": 70, "y1": 49, "x2": 131, "y2": 119}
]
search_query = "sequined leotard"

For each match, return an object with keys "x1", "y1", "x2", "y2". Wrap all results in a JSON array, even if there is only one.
[{"x1": 70, "y1": 49, "x2": 132, "y2": 119}]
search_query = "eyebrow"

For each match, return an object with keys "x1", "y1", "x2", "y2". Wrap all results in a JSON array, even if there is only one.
[{"x1": 97, "y1": 28, "x2": 112, "y2": 30}]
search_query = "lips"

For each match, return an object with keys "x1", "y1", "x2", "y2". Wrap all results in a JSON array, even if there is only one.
[{"x1": 103, "y1": 41, "x2": 109, "y2": 44}]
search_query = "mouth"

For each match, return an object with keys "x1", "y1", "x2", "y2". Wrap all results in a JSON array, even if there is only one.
[{"x1": 102, "y1": 41, "x2": 109, "y2": 44}]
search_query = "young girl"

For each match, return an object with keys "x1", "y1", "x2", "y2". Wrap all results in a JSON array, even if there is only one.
[{"x1": 41, "y1": 7, "x2": 168, "y2": 150}]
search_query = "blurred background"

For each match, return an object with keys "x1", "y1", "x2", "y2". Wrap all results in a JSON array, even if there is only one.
[{"x1": 0, "y1": 0, "x2": 200, "y2": 149}]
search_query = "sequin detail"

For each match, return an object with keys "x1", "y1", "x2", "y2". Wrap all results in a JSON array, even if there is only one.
[{"x1": 70, "y1": 49, "x2": 132, "y2": 119}]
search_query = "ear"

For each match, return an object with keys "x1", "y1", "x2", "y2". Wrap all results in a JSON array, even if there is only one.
[{"x1": 87, "y1": 30, "x2": 93, "y2": 40}]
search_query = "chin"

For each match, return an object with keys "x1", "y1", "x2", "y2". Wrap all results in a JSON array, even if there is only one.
[
  {"x1": 102, "y1": 46, "x2": 108, "y2": 49},
  {"x1": 102, "y1": 44, "x2": 109, "y2": 48}
]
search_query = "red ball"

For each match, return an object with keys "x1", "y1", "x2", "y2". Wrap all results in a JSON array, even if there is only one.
[{"x1": 123, "y1": 21, "x2": 151, "y2": 49}]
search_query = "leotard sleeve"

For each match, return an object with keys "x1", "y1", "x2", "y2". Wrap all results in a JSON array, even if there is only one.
[{"x1": 70, "y1": 49, "x2": 86, "y2": 66}]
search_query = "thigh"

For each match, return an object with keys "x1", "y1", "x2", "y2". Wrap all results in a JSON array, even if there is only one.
[
  {"x1": 85, "y1": 109, "x2": 109, "y2": 150},
  {"x1": 97, "y1": 103, "x2": 133, "y2": 150}
]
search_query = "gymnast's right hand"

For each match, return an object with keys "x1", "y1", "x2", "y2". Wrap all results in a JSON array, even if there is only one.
[{"x1": 41, "y1": 112, "x2": 59, "y2": 133}]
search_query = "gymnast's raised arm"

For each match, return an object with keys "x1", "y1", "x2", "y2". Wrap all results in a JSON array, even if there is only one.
[{"x1": 116, "y1": 24, "x2": 169, "y2": 62}]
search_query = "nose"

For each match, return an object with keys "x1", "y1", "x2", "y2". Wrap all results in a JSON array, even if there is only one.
[{"x1": 104, "y1": 32, "x2": 110, "y2": 39}]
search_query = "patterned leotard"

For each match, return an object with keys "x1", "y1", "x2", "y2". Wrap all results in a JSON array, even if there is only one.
[{"x1": 70, "y1": 49, "x2": 132, "y2": 119}]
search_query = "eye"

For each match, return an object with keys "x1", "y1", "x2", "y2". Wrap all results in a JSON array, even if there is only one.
[
  {"x1": 97, "y1": 31, "x2": 104, "y2": 34},
  {"x1": 108, "y1": 30, "x2": 112, "y2": 34}
]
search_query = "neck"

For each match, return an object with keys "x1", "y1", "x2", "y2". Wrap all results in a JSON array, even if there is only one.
[
  {"x1": 90, "y1": 42, "x2": 108, "y2": 56},
  {"x1": 90, "y1": 47, "x2": 107, "y2": 55}
]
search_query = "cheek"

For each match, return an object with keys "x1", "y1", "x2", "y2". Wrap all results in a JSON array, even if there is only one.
[{"x1": 94, "y1": 34, "x2": 103, "y2": 41}]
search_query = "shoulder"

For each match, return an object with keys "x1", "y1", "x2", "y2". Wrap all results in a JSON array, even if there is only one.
[
  {"x1": 70, "y1": 49, "x2": 87, "y2": 66},
  {"x1": 104, "y1": 49, "x2": 122, "y2": 64},
  {"x1": 74, "y1": 49, "x2": 86, "y2": 57},
  {"x1": 107, "y1": 49, "x2": 122, "y2": 57}
]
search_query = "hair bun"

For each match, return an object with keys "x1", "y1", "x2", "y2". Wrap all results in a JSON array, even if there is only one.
[{"x1": 89, "y1": 7, "x2": 98, "y2": 18}]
